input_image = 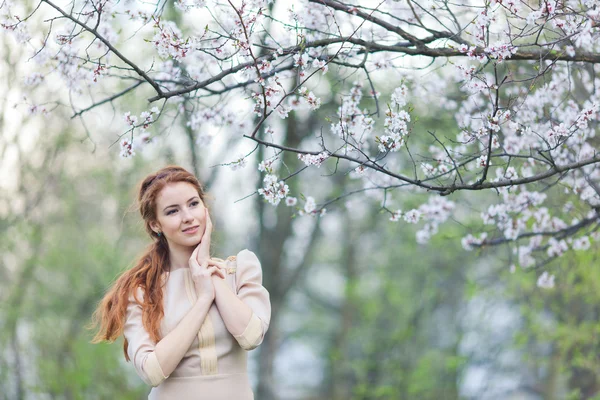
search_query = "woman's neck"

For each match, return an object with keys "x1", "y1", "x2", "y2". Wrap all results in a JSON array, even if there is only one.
[{"x1": 166, "y1": 242, "x2": 194, "y2": 270}]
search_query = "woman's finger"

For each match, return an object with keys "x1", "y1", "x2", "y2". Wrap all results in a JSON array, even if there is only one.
[
  {"x1": 189, "y1": 244, "x2": 201, "y2": 268},
  {"x1": 207, "y1": 259, "x2": 226, "y2": 269},
  {"x1": 205, "y1": 208, "x2": 213, "y2": 229},
  {"x1": 207, "y1": 266, "x2": 225, "y2": 279}
]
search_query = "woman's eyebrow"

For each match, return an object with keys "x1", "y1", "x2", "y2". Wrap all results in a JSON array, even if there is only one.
[{"x1": 163, "y1": 196, "x2": 200, "y2": 211}]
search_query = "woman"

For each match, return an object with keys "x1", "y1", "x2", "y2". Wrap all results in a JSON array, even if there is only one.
[{"x1": 90, "y1": 165, "x2": 271, "y2": 399}]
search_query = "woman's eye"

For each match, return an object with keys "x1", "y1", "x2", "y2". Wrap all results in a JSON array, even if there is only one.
[{"x1": 167, "y1": 202, "x2": 198, "y2": 215}]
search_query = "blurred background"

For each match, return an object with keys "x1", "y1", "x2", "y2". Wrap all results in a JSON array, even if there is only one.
[{"x1": 2, "y1": 2, "x2": 600, "y2": 400}]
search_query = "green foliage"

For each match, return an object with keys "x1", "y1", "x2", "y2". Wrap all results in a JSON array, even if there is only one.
[
  {"x1": 505, "y1": 246, "x2": 600, "y2": 397},
  {"x1": 304, "y1": 207, "x2": 481, "y2": 400}
]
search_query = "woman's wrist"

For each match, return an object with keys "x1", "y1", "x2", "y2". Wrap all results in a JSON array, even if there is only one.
[{"x1": 194, "y1": 292, "x2": 214, "y2": 304}]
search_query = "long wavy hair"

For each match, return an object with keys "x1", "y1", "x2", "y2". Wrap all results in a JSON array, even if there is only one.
[{"x1": 89, "y1": 165, "x2": 208, "y2": 361}]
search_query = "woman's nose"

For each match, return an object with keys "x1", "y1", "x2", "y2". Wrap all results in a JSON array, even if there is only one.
[{"x1": 181, "y1": 207, "x2": 194, "y2": 221}]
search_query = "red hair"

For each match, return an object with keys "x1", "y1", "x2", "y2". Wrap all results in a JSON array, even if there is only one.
[{"x1": 89, "y1": 165, "x2": 208, "y2": 360}]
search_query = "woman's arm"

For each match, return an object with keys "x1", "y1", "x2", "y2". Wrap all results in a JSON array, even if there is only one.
[
  {"x1": 125, "y1": 293, "x2": 213, "y2": 387},
  {"x1": 153, "y1": 294, "x2": 213, "y2": 377},
  {"x1": 210, "y1": 249, "x2": 271, "y2": 350},
  {"x1": 211, "y1": 276, "x2": 253, "y2": 336}
]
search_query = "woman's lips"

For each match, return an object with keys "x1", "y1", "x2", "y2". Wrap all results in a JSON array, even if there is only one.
[{"x1": 183, "y1": 226, "x2": 199, "y2": 234}]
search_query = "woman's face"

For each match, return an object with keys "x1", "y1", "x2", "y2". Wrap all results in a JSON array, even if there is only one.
[{"x1": 151, "y1": 181, "x2": 206, "y2": 248}]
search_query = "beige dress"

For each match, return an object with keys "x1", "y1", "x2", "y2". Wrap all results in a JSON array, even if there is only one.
[{"x1": 123, "y1": 249, "x2": 271, "y2": 400}]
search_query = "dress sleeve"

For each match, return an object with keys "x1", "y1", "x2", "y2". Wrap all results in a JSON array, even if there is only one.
[
  {"x1": 232, "y1": 249, "x2": 272, "y2": 351},
  {"x1": 123, "y1": 287, "x2": 168, "y2": 387}
]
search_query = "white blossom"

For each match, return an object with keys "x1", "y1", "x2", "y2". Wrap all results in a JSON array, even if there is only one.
[
  {"x1": 258, "y1": 174, "x2": 289, "y2": 205},
  {"x1": 572, "y1": 236, "x2": 591, "y2": 251},
  {"x1": 298, "y1": 152, "x2": 329, "y2": 167},
  {"x1": 120, "y1": 138, "x2": 135, "y2": 158},
  {"x1": 461, "y1": 233, "x2": 488, "y2": 250},
  {"x1": 537, "y1": 271, "x2": 556, "y2": 289},
  {"x1": 229, "y1": 154, "x2": 247, "y2": 171},
  {"x1": 391, "y1": 85, "x2": 408, "y2": 108},
  {"x1": 403, "y1": 209, "x2": 421, "y2": 224},
  {"x1": 389, "y1": 209, "x2": 402, "y2": 222},
  {"x1": 304, "y1": 196, "x2": 316, "y2": 213}
]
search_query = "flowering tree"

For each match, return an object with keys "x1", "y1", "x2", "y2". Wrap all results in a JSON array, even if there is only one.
[{"x1": 3, "y1": 0, "x2": 600, "y2": 281}]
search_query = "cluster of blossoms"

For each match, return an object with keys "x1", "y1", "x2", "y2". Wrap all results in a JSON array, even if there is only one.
[
  {"x1": 416, "y1": 197, "x2": 456, "y2": 244},
  {"x1": 547, "y1": 237, "x2": 569, "y2": 258},
  {"x1": 330, "y1": 82, "x2": 374, "y2": 150},
  {"x1": 491, "y1": 0, "x2": 520, "y2": 14},
  {"x1": 455, "y1": 64, "x2": 477, "y2": 82},
  {"x1": 174, "y1": 0, "x2": 207, "y2": 12},
  {"x1": 50, "y1": 39, "x2": 98, "y2": 92},
  {"x1": 152, "y1": 19, "x2": 190, "y2": 61},
  {"x1": 389, "y1": 209, "x2": 422, "y2": 223},
  {"x1": 258, "y1": 174, "x2": 289, "y2": 206},
  {"x1": 461, "y1": 233, "x2": 489, "y2": 250},
  {"x1": 298, "y1": 87, "x2": 321, "y2": 110},
  {"x1": 186, "y1": 106, "x2": 243, "y2": 146},
  {"x1": 388, "y1": 197, "x2": 455, "y2": 244},
  {"x1": 458, "y1": 44, "x2": 486, "y2": 63},
  {"x1": 229, "y1": 154, "x2": 247, "y2": 171},
  {"x1": 391, "y1": 85, "x2": 408, "y2": 108},
  {"x1": 471, "y1": 9, "x2": 496, "y2": 46},
  {"x1": 458, "y1": 42, "x2": 518, "y2": 63},
  {"x1": 120, "y1": 131, "x2": 151, "y2": 158},
  {"x1": 188, "y1": 107, "x2": 238, "y2": 130},
  {"x1": 23, "y1": 73, "x2": 44, "y2": 86},
  {"x1": 480, "y1": 189, "x2": 548, "y2": 241},
  {"x1": 258, "y1": 154, "x2": 278, "y2": 174},
  {"x1": 123, "y1": 107, "x2": 159, "y2": 128},
  {"x1": 575, "y1": 103, "x2": 599, "y2": 130},
  {"x1": 118, "y1": 108, "x2": 159, "y2": 158},
  {"x1": 298, "y1": 196, "x2": 326, "y2": 217},
  {"x1": 298, "y1": 152, "x2": 329, "y2": 168},
  {"x1": 91, "y1": 64, "x2": 107, "y2": 83},
  {"x1": 571, "y1": 236, "x2": 591, "y2": 251},
  {"x1": 257, "y1": 60, "x2": 273, "y2": 75},
  {"x1": 378, "y1": 110, "x2": 411, "y2": 152},
  {"x1": 26, "y1": 103, "x2": 49, "y2": 116},
  {"x1": 293, "y1": 52, "x2": 309, "y2": 69},
  {"x1": 290, "y1": 2, "x2": 331, "y2": 41},
  {"x1": 0, "y1": 3, "x2": 31, "y2": 43},
  {"x1": 312, "y1": 58, "x2": 328, "y2": 74},
  {"x1": 124, "y1": 7, "x2": 153, "y2": 23},
  {"x1": 120, "y1": 138, "x2": 134, "y2": 158},
  {"x1": 537, "y1": 271, "x2": 556, "y2": 289},
  {"x1": 249, "y1": 75, "x2": 286, "y2": 117},
  {"x1": 227, "y1": 1, "x2": 266, "y2": 59},
  {"x1": 377, "y1": 83, "x2": 411, "y2": 152},
  {"x1": 476, "y1": 154, "x2": 490, "y2": 168},
  {"x1": 484, "y1": 42, "x2": 518, "y2": 62}
]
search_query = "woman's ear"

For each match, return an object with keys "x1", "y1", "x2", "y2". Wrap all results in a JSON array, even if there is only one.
[{"x1": 150, "y1": 222, "x2": 161, "y2": 233}]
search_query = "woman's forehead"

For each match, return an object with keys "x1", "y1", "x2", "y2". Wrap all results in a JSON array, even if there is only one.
[{"x1": 156, "y1": 182, "x2": 198, "y2": 205}]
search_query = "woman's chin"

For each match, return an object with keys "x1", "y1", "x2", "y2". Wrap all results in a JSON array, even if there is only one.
[{"x1": 184, "y1": 237, "x2": 202, "y2": 247}]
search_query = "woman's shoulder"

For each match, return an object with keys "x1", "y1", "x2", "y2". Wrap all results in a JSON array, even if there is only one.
[
  {"x1": 235, "y1": 248, "x2": 257, "y2": 258},
  {"x1": 214, "y1": 248, "x2": 256, "y2": 263}
]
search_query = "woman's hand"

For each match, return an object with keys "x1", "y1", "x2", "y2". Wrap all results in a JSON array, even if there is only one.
[
  {"x1": 206, "y1": 258, "x2": 227, "y2": 279},
  {"x1": 189, "y1": 238, "x2": 224, "y2": 301},
  {"x1": 195, "y1": 208, "x2": 212, "y2": 269}
]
